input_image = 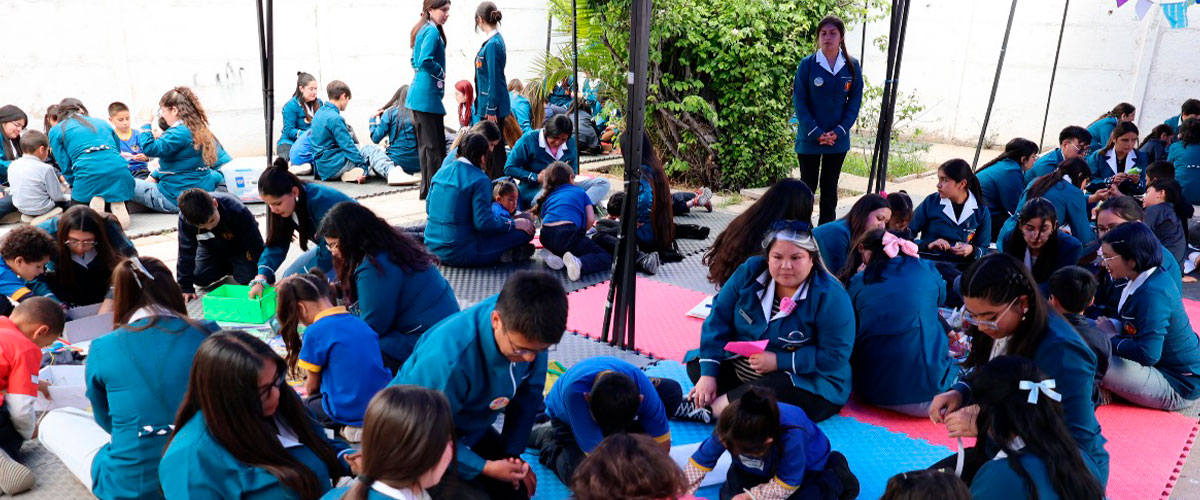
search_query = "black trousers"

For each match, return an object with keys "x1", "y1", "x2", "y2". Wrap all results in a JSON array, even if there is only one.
[
  {"x1": 194, "y1": 245, "x2": 259, "y2": 290},
  {"x1": 686, "y1": 358, "x2": 841, "y2": 422},
  {"x1": 0, "y1": 406, "x2": 25, "y2": 460},
  {"x1": 672, "y1": 191, "x2": 696, "y2": 216},
  {"x1": 303, "y1": 393, "x2": 341, "y2": 431},
  {"x1": 798, "y1": 152, "x2": 848, "y2": 225},
  {"x1": 429, "y1": 429, "x2": 530, "y2": 500},
  {"x1": 719, "y1": 452, "x2": 852, "y2": 500},
  {"x1": 413, "y1": 110, "x2": 447, "y2": 200}
]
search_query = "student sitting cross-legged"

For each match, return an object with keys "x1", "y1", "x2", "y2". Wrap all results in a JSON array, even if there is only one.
[
  {"x1": 8, "y1": 130, "x2": 68, "y2": 224},
  {"x1": 276, "y1": 272, "x2": 391, "y2": 441},
  {"x1": 159, "y1": 331, "x2": 352, "y2": 499},
  {"x1": 176, "y1": 189, "x2": 265, "y2": 301},
  {"x1": 530, "y1": 356, "x2": 684, "y2": 483},
  {"x1": 134, "y1": 87, "x2": 232, "y2": 214},
  {"x1": 392, "y1": 271, "x2": 568, "y2": 500},
  {"x1": 0, "y1": 298, "x2": 65, "y2": 496},
  {"x1": 310, "y1": 80, "x2": 416, "y2": 186}
]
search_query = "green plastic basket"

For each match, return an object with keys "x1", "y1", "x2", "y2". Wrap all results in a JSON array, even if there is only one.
[{"x1": 202, "y1": 284, "x2": 277, "y2": 324}]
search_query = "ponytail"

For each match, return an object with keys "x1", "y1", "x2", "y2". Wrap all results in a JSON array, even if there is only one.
[
  {"x1": 159, "y1": 86, "x2": 219, "y2": 167},
  {"x1": 1028, "y1": 157, "x2": 1089, "y2": 199},
  {"x1": 531, "y1": 162, "x2": 575, "y2": 216},
  {"x1": 1090, "y1": 102, "x2": 1135, "y2": 127},
  {"x1": 977, "y1": 138, "x2": 1038, "y2": 172},
  {"x1": 715, "y1": 388, "x2": 782, "y2": 457},
  {"x1": 293, "y1": 72, "x2": 319, "y2": 120},
  {"x1": 274, "y1": 271, "x2": 334, "y2": 377},
  {"x1": 56, "y1": 98, "x2": 95, "y2": 132},
  {"x1": 475, "y1": 1, "x2": 503, "y2": 30}
]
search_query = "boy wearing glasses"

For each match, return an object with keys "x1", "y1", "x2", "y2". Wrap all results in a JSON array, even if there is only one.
[
  {"x1": 394, "y1": 271, "x2": 567, "y2": 500},
  {"x1": 174, "y1": 189, "x2": 265, "y2": 301},
  {"x1": 1024, "y1": 126, "x2": 1094, "y2": 185}
]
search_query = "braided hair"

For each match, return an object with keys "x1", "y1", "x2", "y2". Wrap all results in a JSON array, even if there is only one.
[{"x1": 961, "y1": 253, "x2": 1050, "y2": 369}]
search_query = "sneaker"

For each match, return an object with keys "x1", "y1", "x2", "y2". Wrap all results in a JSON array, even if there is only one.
[
  {"x1": 0, "y1": 448, "x2": 35, "y2": 495},
  {"x1": 340, "y1": 426, "x2": 363, "y2": 443},
  {"x1": 564, "y1": 252, "x2": 582, "y2": 281},
  {"x1": 110, "y1": 201, "x2": 131, "y2": 229},
  {"x1": 827, "y1": 451, "x2": 860, "y2": 500},
  {"x1": 89, "y1": 196, "x2": 106, "y2": 214},
  {"x1": 673, "y1": 399, "x2": 713, "y2": 423},
  {"x1": 694, "y1": 187, "x2": 713, "y2": 212},
  {"x1": 340, "y1": 167, "x2": 366, "y2": 183},
  {"x1": 542, "y1": 250, "x2": 565, "y2": 270},
  {"x1": 289, "y1": 163, "x2": 313, "y2": 176},
  {"x1": 637, "y1": 252, "x2": 661, "y2": 275},
  {"x1": 387, "y1": 167, "x2": 420, "y2": 186},
  {"x1": 21, "y1": 207, "x2": 64, "y2": 226}
]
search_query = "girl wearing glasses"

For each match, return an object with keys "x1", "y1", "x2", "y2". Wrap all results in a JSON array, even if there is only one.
[
  {"x1": 686, "y1": 221, "x2": 854, "y2": 422},
  {"x1": 161, "y1": 331, "x2": 351, "y2": 499},
  {"x1": 1086, "y1": 197, "x2": 1182, "y2": 319},
  {"x1": 1023, "y1": 126, "x2": 1094, "y2": 185},
  {"x1": 999, "y1": 158, "x2": 1096, "y2": 250},
  {"x1": 37, "y1": 206, "x2": 136, "y2": 308},
  {"x1": 1096, "y1": 222, "x2": 1200, "y2": 411},
  {"x1": 928, "y1": 253, "x2": 1109, "y2": 488},
  {"x1": 999, "y1": 198, "x2": 1082, "y2": 286},
  {"x1": 40, "y1": 257, "x2": 219, "y2": 499}
]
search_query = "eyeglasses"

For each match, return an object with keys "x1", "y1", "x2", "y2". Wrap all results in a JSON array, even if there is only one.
[
  {"x1": 259, "y1": 372, "x2": 286, "y2": 401},
  {"x1": 1071, "y1": 143, "x2": 1090, "y2": 155},
  {"x1": 962, "y1": 298, "x2": 1019, "y2": 331},
  {"x1": 65, "y1": 239, "x2": 97, "y2": 249},
  {"x1": 502, "y1": 328, "x2": 537, "y2": 358}
]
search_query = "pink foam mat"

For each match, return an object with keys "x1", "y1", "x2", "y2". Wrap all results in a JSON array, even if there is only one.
[
  {"x1": 565, "y1": 278, "x2": 708, "y2": 361},
  {"x1": 1184, "y1": 299, "x2": 1200, "y2": 333},
  {"x1": 842, "y1": 397, "x2": 1199, "y2": 499}
]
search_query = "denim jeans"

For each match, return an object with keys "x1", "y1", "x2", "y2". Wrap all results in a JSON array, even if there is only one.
[
  {"x1": 533, "y1": 177, "x2": 611, "y2": 208},
  {"x1": 1102, "y1": 356, "x2": 1198, "y2": 411},
  {"x1": 359, "y1": 144, "x2": 396, "y2": 177},
  {"x1": 133, "y1": 179, "x2": 179, "y2": 213}
]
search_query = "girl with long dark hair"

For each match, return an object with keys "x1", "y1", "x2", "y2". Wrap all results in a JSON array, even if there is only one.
[
  {"x1": 279, "y1": 72, "x2": 321, "y2": 161},
  {"x1": 813, "y1": 193, "x2": 890, "y2": 277},
  {"x1": 793, "y1": 15, "x2": 864, "y2": 225},
  {"x1": 998, "y1": 157, "x2": 1096, "y2": 248},
  {"x1": 1000, "y1": 197, "x2": 1082, "y2": 285},
  {"x1": 976, "y1": 138, "x2": 1039, "y2": 240},
  {"x1": 160, "y1": 331, "x2": 350, "y2": 499},
  {"x1": 1088, "y1": 197, "x2": 1182, "y2": 318},
  {"x1": 909, "y1": 159, "x2": 991, "y2": 263},
  {"x1": 410, "y1": 0, "x2": 451, "y2": 200},
  {"x1": 316, "y1": 202, "x2": 459, "y2": 369},
  {"x1": 704, "y1": 179, "x2": 815, "y2": 288},
  {"x1": 622, "y1": 131, "x2": 676, "y2": 253},
  {"x1": 48, "y1": 98, "x2": 136, "y2": 227},
  {"x1": 38, "y1": 205, "x2": 136, "y2": 307},
  {"x1": 1086, "y1": 102, "x2": 1136, "y2": 151},
  {"x1": 369, "y1": 85, "x2": 421, "y2": 175},
  {"x1": 0, "y1": 105, "x2": 27, "y2": 186},
  {"x1": 1086, "y1": 121, "x2": 1146, "y2": 194}
]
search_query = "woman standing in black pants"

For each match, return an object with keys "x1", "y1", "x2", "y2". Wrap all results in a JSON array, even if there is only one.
[{"x1": 409, "y1": 0, "x2": 451, "y2": 199}]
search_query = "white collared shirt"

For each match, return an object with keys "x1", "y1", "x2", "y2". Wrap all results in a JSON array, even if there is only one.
[
  {"x1": 993, "y1": 436, "x2": 1026, "y2": 460},
  {"x1": 1023, "y1": 249, "x2": 1035, "y2": 271},
  {"x1": 538, "y1": 129, "x2": 569, "y2": 160},
  {"x1": 755, "y1": 271, "x2": 810, "y2": 321},
  {"x1": 484, "y1": 29, "x2": 500, "y2": 41},
  {"x1": 372, "y1": 482, "x2": 428, "y2": 500},
  {"x1": 1106, "y1": 150, "x2": 1137, "y2": 175},
  {"x1": 275, "y1": 416, "x2": 302, "y2": 449},
  {"x1": 989, "y1": 336, "x2": 1010, "y2": 360},
  {"x1": 128, "y1": 305, "x2": 178, "y2": 323},
  {"x1": 939, "y1": 192, "x2": 979, "y2": 226},
  {"x1": 815, "y1": 50, "x2": 846, "y2": 75},
  {"x1": 1119, "y1": 266, "x2": 1157, "y2": 312}
]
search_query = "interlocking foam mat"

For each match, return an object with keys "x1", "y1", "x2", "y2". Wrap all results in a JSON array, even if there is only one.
[
  {"x1": 1184, "y1": 299, "x2": 1200, "y2": 333},
  {"x1": 565, "y1": 278, "x2": 708, "y2": 361}
]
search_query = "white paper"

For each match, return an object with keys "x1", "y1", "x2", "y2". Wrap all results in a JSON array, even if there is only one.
[
  {"x1": 35, "y1": 366, "x2": 89, "y2": 412},
  {"x1": 687, "y1": 296, "x2": 714, "y2": 320}
]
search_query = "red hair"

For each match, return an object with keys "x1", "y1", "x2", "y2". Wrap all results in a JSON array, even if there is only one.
[{"x1": 455, "y1": 80, "x2": 475, "y2": 127}]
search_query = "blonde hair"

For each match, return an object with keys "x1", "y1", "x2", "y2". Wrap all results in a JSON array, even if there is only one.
[{"x1": 160, "y1": 87, "x2": 219, "y2": 167}]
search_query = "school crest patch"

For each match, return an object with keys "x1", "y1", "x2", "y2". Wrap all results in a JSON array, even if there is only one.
[
  {"x1": 489, "y1": 396, "x2": 510, "y2": 411},
  {"x1": 1123, "y1": 321, "x2": 1138, "y2": 336}
]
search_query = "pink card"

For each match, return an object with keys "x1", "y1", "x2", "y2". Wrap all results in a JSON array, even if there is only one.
[{"x1": 725, "y1": 340, "x2": 768, "y2": 357}]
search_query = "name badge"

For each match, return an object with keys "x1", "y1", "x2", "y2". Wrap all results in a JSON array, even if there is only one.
[
  {"x1": 813, "y1": 77, "x2": 824, "y2": 87},
  {"x1": 738, "y1": 308, "x2": 754, "y2": 325},
  {"x1": 489, "y1": 397, "x2": 510, "y2": 411}
]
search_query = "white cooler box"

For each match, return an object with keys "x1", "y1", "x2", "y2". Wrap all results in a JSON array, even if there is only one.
[{"x1": 221, "y1": 157, "x2": 270, "y2": 204}]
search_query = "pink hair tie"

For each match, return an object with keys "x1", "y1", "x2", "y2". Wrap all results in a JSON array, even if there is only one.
[{"x1": 881, "y1": 231, "x2": 919, "y2": 259}]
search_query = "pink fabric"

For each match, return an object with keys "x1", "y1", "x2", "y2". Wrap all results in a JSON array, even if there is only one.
[{"x1": 882, "y1": 231, "x2": 919, "y2": 259}]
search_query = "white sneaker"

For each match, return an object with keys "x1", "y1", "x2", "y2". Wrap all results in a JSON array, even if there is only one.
[
  {"x1": 340, "y1": 426, "x2": 363, "y2": 443},
  {"x1": 564, "y1": 252, "x2": 582, "y2": 281},
  {"x1": 387, "y1": 167, "x2": 420, "y2": 186},
  {"x1": 289, "y1": 163, "x2": 313, "y2": 175},
  {"x1": 110, "y1": 201, "x2": 131, "y2": 229},
  {"x1": 542, "y1": 250, "x2": 565, "y2": 270}
]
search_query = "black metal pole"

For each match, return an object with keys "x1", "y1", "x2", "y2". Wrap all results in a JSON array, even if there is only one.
[
  {"x1": 875, "y1": 0, "x2": 912, "y2": 192},
  {"x1": 972, "y1": 0, "x2": 1020, "y2": 168},
  {"x1": 256, "y1": 0, "x2": 272, "y2": 164},
  {"x1": 868, "y1": 0, "x2": 902, "y2": 193},
  {"x1": 266, "y1": 0, "x2": 274, "y2": 162},
  {"x1": 1039, "y1": 0, "x2": 1069, "y2": 150},
  {"x1": 546, "y1": 13, "x2": 553, "y2": 62},
  {"x1": 859, "y1": 0, "x2": 868, "y2": 71}
]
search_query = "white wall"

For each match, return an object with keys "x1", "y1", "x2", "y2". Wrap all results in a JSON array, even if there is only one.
[
  {"x1": 845, "y1": 0, "x2": 1200, "y2": 147},
  {"x1": 0, "y1": 0, "x2": 552, "y2": 157}
]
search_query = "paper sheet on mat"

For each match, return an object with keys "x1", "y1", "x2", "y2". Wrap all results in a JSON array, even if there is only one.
[{"x1": 687, "y1": 296, "x2": 714, "y2": 319}]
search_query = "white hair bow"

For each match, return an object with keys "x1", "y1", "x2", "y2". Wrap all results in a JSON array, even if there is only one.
[
  {"x1": 1018, "y1": 379, "x2": 1061, "y2": 405},
  {"x1": 129, "y1": 257, "x2": 157, "y2": 289}
]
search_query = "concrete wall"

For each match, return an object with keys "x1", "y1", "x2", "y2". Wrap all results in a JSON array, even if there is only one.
[
  {"x1": 845, "y1": 0, "x2": 1200, "y2": 148},
  {"x1": 0, "y1": 0, "x2": 552, "y2": 156}
]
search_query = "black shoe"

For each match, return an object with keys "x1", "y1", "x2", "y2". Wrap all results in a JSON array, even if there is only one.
[{"x1": 827, "y1": 451, "x2": 859, "y2": 500}]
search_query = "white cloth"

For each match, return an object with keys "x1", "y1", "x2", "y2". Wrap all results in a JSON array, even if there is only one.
[
  {"x1": 372, "y1": 482, "x2": 429, "y2": 500},
  {"x1": 754, "y1": 271, "x2": 810, "y2": 322},
  {"x1": 1105, "y1": 151, "x2": 1137, "y2": 176},
  {"x1": 128, "y1": 306, "x2": 178, "y2": 323},
  {"x1": 38, "y1": 407, "x2": 110, "y2": 490},
  {"x1": 71, "y1": 249, "x2": 98, "y2": 268},
  {"x1": 7, "y1": 156, "x2": 66, "y2": 216},
  {"x1": 939, "y1": 192, "x2": 979, "y2": 226},
  {"x1": 815, "y1": 50, "x2": 846, "y2": 75},
  {"x1": 1118, "y1": 266, "x2": 1157, "y2": 312}
]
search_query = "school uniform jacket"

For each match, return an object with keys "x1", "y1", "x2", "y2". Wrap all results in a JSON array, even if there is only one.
[
  {"x1": 1091, "y1": 245, "x2": 1183, "y2": 319},
  {"x1": 392, "y1": 296, "x2": 547, "y2": 480},
  {"x1": 635, "y1": 164, "x2": 656, "y2": 245},
  {"x1": 812, "y1": 219, "x2": 852, "y2": 276},
  {"x1": 689, "y1": 404, "x2": 831, "y2": 490},
  {"x1": 279, "y1": 96, "x2": 320, "y2": 148},
  {"x1": 977, "y1": 159, "x2": 1025, "y2": 219},
  {"x1": 511, "y1": 92, "x2": 533, "y2": 133},
  {"x1": 1087, "y1": 117, "x2": 1118, "y2": 151},
  {"x1": 1111, "y1": 267, "x2": 1200, "y2": 400},
  {"x1": 351, "y1": 251, "x2": 459, "y2": 365},
  {"x1": 138, "y1": 123, "x2": 231, "y2": 203},
  {"x1": 1166, "y1": 114, "x2": 1182, "y2": 134},
  {"x1": 1168, "y1": 141, "x2": 1200, "y2": 204},
  {"x1": 86, "y1": 316, "x2": 219, "y2": 500},
  {"x1": 473, "y1": 31, "x2": 510, "y2": 120},
  {"x1": 425, "y1": 158, "x2": 518, "y2": 266},
  {"x1": 910, "y1": 192, "x2": 992, "y2": 259},
  {"x1": 369, "y1": 107, "x2": 420, "y2": 174},
  {"x1": 176, "y1": 192, "x2": 264, "y2": 293},
  {"x1": 406, "y1": 23, "x2": 447, "y2": 116},
  {"x1": 0, "y1": 258, "x2": 55, "y2": 305},
  {"x1": 49, "y1": 117, "x2": 136, "y2": 203},
  {"x1": 1145, "y1": 203, "x2": 1187, "y2": 265},
  {"x1": 971, "y1": 451, "x2": 1102, "y2": 500},
  {"x1": 691, "y1": 256, "x2": 855, "y2": 406},
  {"x1": 256, "y1": 183, "x2": 354, "y2": 283},
  {"x1": 1086, "y1": 148, "x2": 1147, "y2": 191},
  {"x1": 1024, "y1": 148, "x2": 1064, "y2": 185},
  {"x1": 160, "y1": 411, "x2": 350, "y2": 500},
  {"x1": 793, "y1": 52, "x2": 863, "y2": 155},
  {"x1": 504, "y1": 129, "x2": 579, "y2": 208},
  {"x1": 310, "y1": 102, "x2": 365, "y2": 181},
  {"x1": 954, "y1": 313, "x2": 1109, "y2": 486},
  {"x1": 847, "y1": 256, "x2": 954, "y2": 406},
  {"x1": 544, "y1": 356, "x2": 671, "y2": 453},
  {"x1": 999, "y1": 181, "x2": 1095, "y2": 249}
]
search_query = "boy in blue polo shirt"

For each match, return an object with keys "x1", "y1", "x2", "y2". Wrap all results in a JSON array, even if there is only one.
[
  {"x1": 0, "y1": 226, "x2": 57, "y2": 316},
  {"x1": 394, "y1": 271, "x2": 568, "y2": 500},
  {"x1": 532, "y1": 356, "x2": 684, "y2": 483}
]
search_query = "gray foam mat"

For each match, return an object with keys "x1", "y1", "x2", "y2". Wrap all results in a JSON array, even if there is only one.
[
  {"x1": 16, "y1": 441, "x2": 95, "y2": 499},
  {"x1": 548, "y1": 332, "x2": 655, "y2": 370},
  {"x1": 439, "y1": 257, "x2": 611, "y2": 307},
  {"x1": 672, "y1": 210, "x2": 736, "y2": 257},
  {"x1": 647, "y1": 253, "x2": 719, "y2": 296}
]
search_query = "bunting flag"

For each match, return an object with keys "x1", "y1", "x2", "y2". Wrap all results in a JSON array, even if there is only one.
[
  {"x1": 1163, "y1": 1, "x2": 1191, "y2": 28},
  {"x1": 1117, "y1": 0, "x2": 1130, "y2": 7},
  {"x1": 1135, "y1": 0, "x2": 1154, "y2": 19}
]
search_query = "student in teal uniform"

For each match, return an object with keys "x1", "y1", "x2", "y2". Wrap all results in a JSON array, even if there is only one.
[
  {"x1": 704, "y1": 179, "x2": 815, "y2": 291},
  {"x1": 1164, "y1": 99, "x2": 1200, "y2": 134},
  {"x1": 842, "y1": 229, "x2": 953, "y2": 416},
  {"x1": 1000, "y1": 158, "x2": 1095, "y2": 249},
  {"x1": 968, "y1": 356, "x2": 1106, "y2": 500},
  {"x1": 910, "y1": 159, "x2": 991, "y2": 263},
  {"x1": 472, "y1": 3, "x2": 509, "y2": 127},
  {"x1": 317, "y1": 202, "x2": 460, "y2": 369},
  {"x1": 793, "y1": 16, "x2": 864, "y2": 224},
  {"x1": 1086, "y1": 121, "x2": 1146, "y2": 194},
  {"x1": 508, "y1": 80, "x2": 533, "y2": 134},
  {"x1": 310, "y1": 81, "x2": 410, "y2": 185},
  {"x1": 1088, "y1": 200, "x2": 1182, "y2": 319},
  {"x1": 249, "y1": 161, "x2": 355, "y2": 299},
  {"x1": 279, "y1": 72, "x2": 321, "y2": 160},
  {"x1": 624, "y1": 132, "x2": 676, "y2": 253},
  {"x1": 813, "y1": 193, "x2": 889, "y2": 276},
  {"x1": 84, "y1": 257, "x2": 220, "y2": 500},
  {"x1": 686, "y1": 220, "x2": 855, "y2": 423},
  {"x1": 48, "y1": 99, "x2": 136, "y2": 226},
  {"x1": 1097, "y1": 223, "x2": 1200, "y2": 411},
  {"x1": 319, "y1": 386, "x2": 455, "y2": 500},
  {"x1": 276, "y1": 273, "x2": 391, "y2": 434},
  {"x1": 160, "y1": 331, "x2": 351, "y2": 500},
  {"x1": 0, "y1": 105, "x2": 27, "y2": 186},
  {"x1": 393, "y1": 271, "x2": 568, "y2": 500},
  {"x1": 369, "y1": 85, "x2": 421, "y2": 175},
  {"x1": 505, "y1": 115, "x2": 584, "y2": 209},
  {"x1": 976, "y1": 138, "x2": 1039, "y2": 240},
  {"x1": 426, "y1": 132, "x2": 535, "y2": 267},
  {"x1": 409, "y1": 0, "x2": 451, "y2": 200},
  {"x1": 1169, "y1": 118, "x2": 1200, "y2": 203},
  {"x1": 929, "y1": 254, "x2": 1109, "y2": 487},
  {"x1": 1024, "y1": 126, "x2": 1091, "y2": 185},
  {"x1": 1086, "y1": 103, "x2": 1135, "y2": 151},
  {"x1": 1001, "y1": 198, "x2": 1083, "y2": 286},
  {"x1": 135, "y1": 87, "x2": 231, "y2": 214}
]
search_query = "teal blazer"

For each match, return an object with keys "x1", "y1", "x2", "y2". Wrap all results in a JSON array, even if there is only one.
[
  {"x1": 504, "y1": 129, "x2": 579, "y2": 208},
  {"x1": 49, "y1": 116, "x2": 136, "y2": 203},
  {"x1": 473, "y1": 33, "x2": 510, "y2": 120},
  {"x1": 369, "y1": 107, "x2": 420, "y2": 174},
  {"x1": 1168, "y1": 141, "x2": 1200, "y2": 203},
  {"x1": 998, "y1": 180, "x2": 1095, "y2": 249},
  {"x1": 279, "y1": 96, "x2": 320, "y2": 147},
  {"x1": 971, "y1": 451, "x2": 1102, "y2": 500},
  {"x1": 1112, "y1": 268, "x2": 1200, "y2": 399},
  {"x1": 977, "y1": 159, "x2": 1025, "y2": 218},
  {"x1": 309, "y1": 102, "x2": 364, "y2": 181},
  {"x1": 351, "y1": 251, "x2": 459, "y2": 365},
  {"x1": 793, "y1": 53, "x2": 863, "y2": 155},
  {"x1": 406, "y1": 23, "x2": 447, "y2": 115},
  {"x1": 813, "y1": 219, "x2": 852, "y2": 275},
  {"x1": 1087, "y1": 117, "x2": 1118, "y2": 151},
  {"x1": 1024, "y1": 148, "x2": 1063, "y2": 185},
  {"x1": 256, "y1": 183, "x2": 353, "y2": 283},
  {"x1": 424, "y1": 158, "x2": 519, "y2": 266},
  {"x1": 139, "y1": 124, "x2": 231, "y2": 203}
]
